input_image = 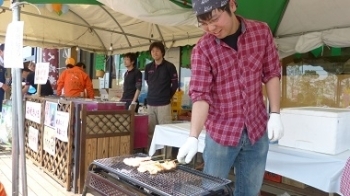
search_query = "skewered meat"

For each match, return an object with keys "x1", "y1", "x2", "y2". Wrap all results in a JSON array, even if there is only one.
[
  {"x1": 161, "y1": 160, "x2": 177, "y2": 171},
  {"x1": 123, "y1": 156, "x2": 151, "y2": 167},
  {"x1": 137, "y1": 160, "x2": 177, "y2": 174}
]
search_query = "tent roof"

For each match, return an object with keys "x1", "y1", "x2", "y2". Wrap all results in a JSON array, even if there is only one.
[
  {"x1": 0, "y1": 0, "x2": 202, "y2": 54},
  {"x1": 2, "y1": 0, "x2": 350, "y2": 58}
]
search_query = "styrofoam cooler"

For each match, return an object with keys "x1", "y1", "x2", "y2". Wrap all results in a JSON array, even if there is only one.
[{"x1": 279, "y1": 107, "x2": 350, "y2": 155}]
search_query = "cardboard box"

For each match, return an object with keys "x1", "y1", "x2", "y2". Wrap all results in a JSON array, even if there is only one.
[
  {"x1": 279, "y1": 107, "x2": 350, "y2": 155},
  {"x1": 282, "y1": 177, "x2": 308, "y2": 189},
  {"x1": 108, "y1": 86, "x2": 123, "y2": 101}
]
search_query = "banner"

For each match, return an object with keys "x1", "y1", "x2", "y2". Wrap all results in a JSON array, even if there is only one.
[
  {"x1": 4, "y1": 21, "x2": 24, "y2": 68},
  {"x1": 34, "y1": 62, "x2": 50, "y2": 84}
]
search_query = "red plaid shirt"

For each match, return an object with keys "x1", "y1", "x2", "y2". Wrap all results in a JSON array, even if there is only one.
[
  {"x1": 341, "y1": 157, "x2": 350, "y2": 195},
  {"x1": 190, "y1": 17, "x2": 281, "y2": 146}
]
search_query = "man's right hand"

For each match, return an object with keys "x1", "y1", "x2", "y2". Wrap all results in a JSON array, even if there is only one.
[
  {"x1": 177, "y1": 137, "x2": 198, "y2": 164},
  {"x1": 2, "y1": 84, "x2": 9, "y2": 92}
]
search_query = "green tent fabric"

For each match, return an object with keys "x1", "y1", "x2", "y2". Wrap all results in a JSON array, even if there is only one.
[
  {"x1": 170, "y1": 0, "x2": 288, "y2": 35},
  {"x1": 311, "y1": 46, "x2": 323, "y2": 58},
  {"x1": 24, "y1": 0, "x2": 101, "y2": 4},
  {"x1": 331, "y1": 47, "x2": 342, "y2": 57},
  {"x1": 138, "y1": 51, "x2": 153, "y2": 70},
  {"x1": 169, "y1": 0, "x2": 192, "y2": 9},
  {"x1": 180, "y1": 45, "x2": 193, "y2": 68}
]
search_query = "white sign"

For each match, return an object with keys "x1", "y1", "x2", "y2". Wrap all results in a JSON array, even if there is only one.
[
  {"x1": 35, "y1": 63, "x2": 50, "y2": 84},
  {"x1": 55, "y1": 111, "x2": 70, "y2": 142},
  {"x1": 4, "y1": 21, "x2": 24, "y2": 68},
  {"x1": 28, "y1": 126, "x2": 39, "y2": 152},
  {"x1": 43, "y1": 126, "x2": 55, "y2": 156},
  {"x1": 25, "y1": 101, "x2": 42, "y2": 124}
]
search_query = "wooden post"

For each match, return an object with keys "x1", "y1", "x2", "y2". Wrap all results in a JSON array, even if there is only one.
[{"x1": 35, "y1": 84, "x2": 41, "y2": 97}]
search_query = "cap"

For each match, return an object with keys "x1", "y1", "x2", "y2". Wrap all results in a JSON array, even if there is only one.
[
  {"x1": 65, "y1": 57, "x2": 75, "y2": 66},
  {"x1": 192, "y1": 0, "x2": 229, "y2": 15}
]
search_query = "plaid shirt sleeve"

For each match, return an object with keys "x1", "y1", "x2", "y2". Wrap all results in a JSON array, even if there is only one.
[
  {"x1": 189, "y1": 44, "x2": 213, "y2": 105},
  {"x1": 262, "y1": 24, "x2": 281, "y2": 83}
]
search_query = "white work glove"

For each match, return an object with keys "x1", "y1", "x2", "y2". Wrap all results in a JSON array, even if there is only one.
[
  {"x1": 267, "y1": 113, "x2": 284, "y2": 142},
  {"x1": 177, "y1": 137, "x2": 198, "y2": 164}
]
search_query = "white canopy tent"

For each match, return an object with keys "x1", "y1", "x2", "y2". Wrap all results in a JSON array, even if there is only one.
[
  {"x1": 0, "y1": 0, "x2": 202, "y2": 55},
  {"x1": 0, "y1": 0, "x2": 350, "y2": 57},
  {"x1": 274, "y1": 0, "x2": 350, "y2": 58}
]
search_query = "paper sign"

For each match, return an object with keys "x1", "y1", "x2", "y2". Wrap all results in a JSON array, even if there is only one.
[
  {"x1": 55, "y1": 111, "x2": 69, "y2": 142},
  {"x1": 28, "y1": 126, "x2": 39, "y2": 152},
  {"x1": 35, "y1": 63, "x2": 50, "y2": 84},
  {"x1": 4, "y1": 21, "x2": 24, "y2": 68},
  {"x1": 43, "y1": 126, "x2": 56, "y2": 156},
  {"x1": 44, "y1": 101, "x2": 57, "y2": 127},
  {"x1": 25, "y1": 101, "x2": 42, "y2": 123}
]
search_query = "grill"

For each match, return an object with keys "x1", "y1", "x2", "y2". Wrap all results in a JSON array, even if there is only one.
[{"x1": 83, "y1": 154, "x2": 233, "y2": 196}]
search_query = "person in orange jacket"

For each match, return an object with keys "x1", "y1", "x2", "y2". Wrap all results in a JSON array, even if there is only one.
[
  {"x1": 0, "y1": 182, "x2": 6, "y2": 196},
  {"x1": 57, "y1": 60, "x2": 94, "y2": 98}
]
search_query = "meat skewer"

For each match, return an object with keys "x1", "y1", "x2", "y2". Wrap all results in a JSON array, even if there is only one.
[{"x1": 123, "y1": 156, "x2": 152, "y2": 167}]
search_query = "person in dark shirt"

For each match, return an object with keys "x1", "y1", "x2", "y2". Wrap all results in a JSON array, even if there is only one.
[
  {"x1": 0, "y1": 44, "x2": 10, "y2": 111},
  {"x1": 145, "y1": 41, "x2": 179, "y2": 146},
  {"x1": 22, "y1": 66, "x2": 53, "y2": 96},
  {"x1": 120, "y1": 52, "x2": 142, "y2": 112}
]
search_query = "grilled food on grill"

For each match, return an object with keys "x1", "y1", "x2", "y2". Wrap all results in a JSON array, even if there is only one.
[
  {"x1": 137, "y1": 160, "x2": 177, "y2": 174},
  {"x1": 123, "y1": 156, "x2": 152, "y2": 167}
]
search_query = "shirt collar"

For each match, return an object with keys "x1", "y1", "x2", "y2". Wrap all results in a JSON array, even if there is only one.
[
  {"x1": 153, "y1": 59, "x2": 165, "y2": 67},
  {"x1": 214, "y1": 15, "x2": 246, "y2": 44}
]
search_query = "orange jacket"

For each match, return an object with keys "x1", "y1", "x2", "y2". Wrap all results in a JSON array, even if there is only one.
[
  {"x1": 0, "y1": 182, "x2": 6, "y2": 196},
  {"x1": 57, "y1": 66, "x2": 94, "y2": 98}
]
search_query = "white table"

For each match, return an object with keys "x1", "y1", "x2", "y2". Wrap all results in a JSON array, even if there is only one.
[{"x1": 149, "y1": 122, "x2": 350, "y2": 194}]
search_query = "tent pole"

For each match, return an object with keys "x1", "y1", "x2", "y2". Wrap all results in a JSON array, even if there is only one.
[
  {"x1": 11, "y1": 1, "x2": 28, "y2": 196},
  {"x1": 11, "y1": 70, "x2": 19, "y2": 196},
  {"x1": 10, "y1": 1, "x2": 19, "y2": 194}
]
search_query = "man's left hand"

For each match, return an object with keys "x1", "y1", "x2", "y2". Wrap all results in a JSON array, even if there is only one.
[{"x1": 267, "y1": 113, "x2": 284, "y2": 142}]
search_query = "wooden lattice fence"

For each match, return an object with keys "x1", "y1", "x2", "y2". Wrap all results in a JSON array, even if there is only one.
[
  {"x1": 41, "y1": 98, "x2": 74, "y2": 191},
  {"x1": 77, "y1": 105, "x2": 135, "y2": 193},
  {"x1": 24, "y1": 96, "x2": 46, "y2": 166}
]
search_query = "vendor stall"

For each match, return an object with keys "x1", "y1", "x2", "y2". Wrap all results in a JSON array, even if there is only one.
[{"x1": 23, "y1": 96, "x2": 147, "y2": 193}]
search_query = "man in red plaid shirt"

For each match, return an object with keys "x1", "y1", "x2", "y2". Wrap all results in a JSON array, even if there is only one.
[{"x1": 177, "y1": 0, "x2": 284, "y2": 195}]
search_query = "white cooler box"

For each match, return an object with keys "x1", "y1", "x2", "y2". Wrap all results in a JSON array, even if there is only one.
[{"x1": 279, "y1": 107, "x2": 350, "y2": 155}]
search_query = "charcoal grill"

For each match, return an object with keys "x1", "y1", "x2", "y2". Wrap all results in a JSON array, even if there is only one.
[{"x1": 82, "y1": 154, "x2": 233, "y2": 196}]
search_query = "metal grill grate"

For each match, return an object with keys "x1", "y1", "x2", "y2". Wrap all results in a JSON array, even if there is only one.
[
  {"x1": 89, "y1": 174, "x2": 130, "y2": 196},
  {"x1": 92, "y1": 154, "x2": 231, "y2": 196}
]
